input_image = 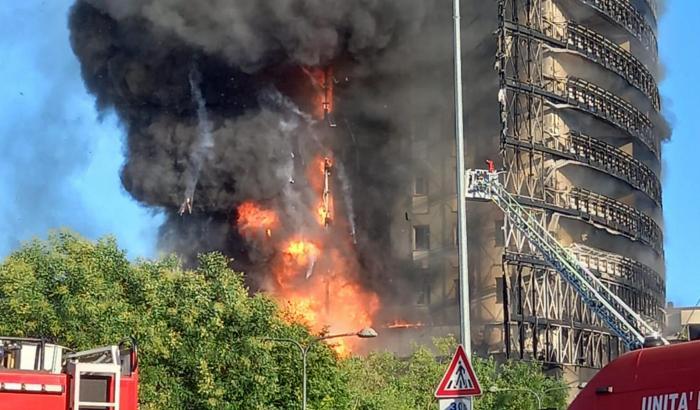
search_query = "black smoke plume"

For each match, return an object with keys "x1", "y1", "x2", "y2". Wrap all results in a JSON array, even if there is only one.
[{"x1": 68, "y1": 0, "x2": 461, "y2": 327}]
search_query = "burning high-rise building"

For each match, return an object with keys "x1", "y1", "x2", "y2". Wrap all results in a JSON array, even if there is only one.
[{"x1": 68, "y1": 0, "x2": 666, "y2": 382}]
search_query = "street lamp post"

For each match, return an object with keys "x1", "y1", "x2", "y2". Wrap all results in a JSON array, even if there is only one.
[
  {"x1": 263, "y1": 327, "x2": 378, "y2": 410},
  {"x1": 452, "y1": 0, "x2": 472, "y2": 358}
]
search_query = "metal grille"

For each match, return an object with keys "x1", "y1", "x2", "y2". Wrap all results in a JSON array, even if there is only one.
[
  {"x1": 566, "y1": 23, "x2": 659, "y2": 110},
  {"x1": 503, "y1": 257, "x2": 623, "y2": 367},
  {"x1": 504, "y1": 131, "x2": 662, "y2": 205},
  {"x1": 577, "y1": 0, "x2": 657, "y2": 53},
  {"x1": 502, "y1": 22, "x2": 659, "y2": 111},
  {"x1": 504, "y1": 79, "x2": 658, "y2": 158},
  {"x1": 556, "y1": 187, "x2": 662, "y2": 252}
]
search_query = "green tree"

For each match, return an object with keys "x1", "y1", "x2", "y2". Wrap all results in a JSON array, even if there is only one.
[
  {"x1": 0, "y1": 231, "x2": 348, "y2": 409},
  {"x1": 474, "y1": 357, "x2": 568, "y2": 410},
  {"x1": 342, "y1": 337, "x2": 568, "y2": 410},
  {"x1": 0, "y1": 231, "x2": 568, "y2": 409},
  {"x1": 342, "y1": 347, "x2": 444, "y2": 410}
]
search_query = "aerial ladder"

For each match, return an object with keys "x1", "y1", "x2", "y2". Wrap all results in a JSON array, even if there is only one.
[{"x1": 465, "y1": 163, "x2": 665, "y2": 350}]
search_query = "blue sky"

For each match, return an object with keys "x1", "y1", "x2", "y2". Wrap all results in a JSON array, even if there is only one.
[
  {"x1": 659, "y1": 0, "x2": 700, "y2": 306},
  {"x1": 0, "y1": 1, "x2": 697, "y2": 304},
  {"x1": 0, "y1": 1, "x2": 163, "y2": 259}
]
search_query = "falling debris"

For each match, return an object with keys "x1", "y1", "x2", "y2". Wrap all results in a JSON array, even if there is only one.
[
  {"x1": 305, "y1": 253, "x2": 318, "y2": 280},
  {"x1": 178, "y1": 197, "x2": 193, "y2": 216},
  {"x1": 336, "y1": 161, "x2": 357, "y2": 243},
  {"x1": 321, "y1": 157, "x2": 333, "y2": 227}
]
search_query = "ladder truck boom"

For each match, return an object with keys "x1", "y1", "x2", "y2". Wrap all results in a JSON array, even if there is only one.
[{"x1": 465, "y1": 167, "x2": 664, "y2": 350}]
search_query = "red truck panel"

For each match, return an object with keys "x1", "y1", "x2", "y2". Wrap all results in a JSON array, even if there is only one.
[
  {"x1": 570, "y1": 341, "x2": 700, "y2": 410},
  {"x1": 0, "y1": 369, "x2": 138, "y2": 410},
  {"x1": 120, "y1": 369, "x2": 139, "y2": 410},
  {"x1": 0, "y1": 370, "x2": 69, "y2": 410}
]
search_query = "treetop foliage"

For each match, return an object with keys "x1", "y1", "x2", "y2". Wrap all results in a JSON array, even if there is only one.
[
  {"x1": 0, "y1": 231, "x2": 567, "y2": 409},
  {"x1": 0, "y1": 231, "x2": 347, "y2": 409}
]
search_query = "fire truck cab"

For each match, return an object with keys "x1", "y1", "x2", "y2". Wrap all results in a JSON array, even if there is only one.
[
  {"x1": 569, "y1": 340, "x2": 700, "y2": 410},
  {"x1": 0, "y1": 336, "x2": 138, "y2": 410}
]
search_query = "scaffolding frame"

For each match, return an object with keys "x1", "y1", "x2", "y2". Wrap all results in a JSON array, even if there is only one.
[
  {"x1": 576, "y1": 0, "x2": 658, "y2": 54},
  {"x1": 504, "y1": 131, "x2": 662, "y2": 206},
  {"x1": 503, "y1": 255, "x2": 623, "y2": 368},
  {"x1": 496, "y1": 0, "x2": 663, "y2": 370},
  {"x1": 502, "y1": 21, "x2": 660, "y2": 111},
  {"x1": 503, "y1": 81, "x2": 658, "y2": 158}
]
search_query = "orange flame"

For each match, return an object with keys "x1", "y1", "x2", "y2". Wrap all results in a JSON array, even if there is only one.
[
  {"x1": 385, "y1": 320, "x2": 425, "y2": 330},
  {"x1": 234, "y1": 68, "x2": 379, "y2": 356},
  {"x1": 317, "y1": 199, "x2": 334, "y2": 226},
  {"x1": 303, "y1": 66, "x2": 334, "y2": 119},
  {"x1": 331, "y1": 340, "x2": 350, "y2": 357},
  {"x1": 237, "y1": 202, "x2": 278, "y2": 236},
  {"x1": 273, "y1": 238, "x2": 379, "y2": 354},
  {"x1": 273, "y1": 239, "x2": 320, "y2": 289},
  {"x1": 283, "y1": 296, "x2": 319, "y2": 326},
  {"x1": 285, "y1": 239, "x2": 320, "y2": 266}
]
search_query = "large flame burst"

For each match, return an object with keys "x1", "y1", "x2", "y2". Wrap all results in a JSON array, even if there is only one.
[
  {"x1": 237, "y1": 202, "x2": 278, "y2": 238},
  {"x1": 236, "y1": 158, "x2": 379, "y2": 355},
  {"x1": 235, "y1": 72, "x2": 379, "y2": 354}
]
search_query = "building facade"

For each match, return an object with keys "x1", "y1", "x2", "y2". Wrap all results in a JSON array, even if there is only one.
[{"x1": 390, "y1": 0, "x2": 666, "y2": 384}]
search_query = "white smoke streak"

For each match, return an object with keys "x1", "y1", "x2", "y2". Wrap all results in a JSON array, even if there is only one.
[
  {"x1": 305, "y1": 253, "x2": 317, "y2": 279},
  {"x1": 183, "y1": 64, "x2": 215, "y2": 203},
  {"x1": 336, "y1": 161, "x2": 357, "y2": 243}
]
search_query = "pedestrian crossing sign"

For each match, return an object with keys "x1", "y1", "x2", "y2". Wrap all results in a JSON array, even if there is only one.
[{"x1": 434, "y1": 345, "x2": 482, "y2": 398}]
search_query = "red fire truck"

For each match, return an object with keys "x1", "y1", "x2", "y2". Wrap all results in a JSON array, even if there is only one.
[
  {"x1": 569, "y1": 339, "x2": 700, "y2": 410},
  {"x1": 0, "y1": 336, "x2": 138, "y2": 410}
]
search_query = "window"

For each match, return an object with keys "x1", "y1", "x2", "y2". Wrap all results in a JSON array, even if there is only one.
[
  {"x1": 414, "y1": 225, "x2": 430, "y2": 250},
  {"x1": 495, "y1": 277, "x2": 504, "y2": 304},
  {"x1": 413, "y1": 141, "x2": 428, "y2": 160},
  {"x1": 414, "y1": 175, "x2": 428, "y2": 196},
  {"x1": 417, "y1": 282, "x2": 432, "y2": 305},
  {"x1": 495, "y1": 219, "x2": 505, "y2": 246}
]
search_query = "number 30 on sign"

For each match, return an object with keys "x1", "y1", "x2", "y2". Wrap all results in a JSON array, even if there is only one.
[{"x1": 439, "y1": 398, "x2": 472, "y2": 410}]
